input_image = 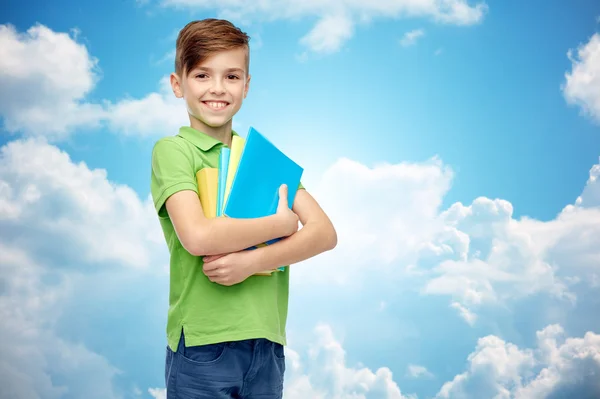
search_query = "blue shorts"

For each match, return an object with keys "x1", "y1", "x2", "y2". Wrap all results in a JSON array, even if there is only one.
[{"x1": 165, "y1": 330, "x2": 286, "y2": 398}]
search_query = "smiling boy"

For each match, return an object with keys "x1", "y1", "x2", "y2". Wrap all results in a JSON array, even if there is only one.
[{"x1": 150, "y1": 18, "x2": 337, "y2": 398}]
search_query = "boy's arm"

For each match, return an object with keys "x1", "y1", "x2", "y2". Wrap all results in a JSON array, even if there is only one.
[
  {"x1": 248, "y1": 188, "x2": 337, "y2": 271},
  {"x1": 151, "y1": 138, "x2": 297, "y2": 257},
  {"x1": 166, "y1": 187, "x2": 298, "y2": 256}
]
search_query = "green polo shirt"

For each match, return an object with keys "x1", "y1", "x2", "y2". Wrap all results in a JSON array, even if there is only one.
[{"x1": 151, "y1": 126, "x2": 300, "y2": 351}]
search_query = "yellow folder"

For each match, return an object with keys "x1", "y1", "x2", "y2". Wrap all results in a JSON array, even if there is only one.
[{"x1": 196, "y1": 168, "x2": 218, "y2": 218}]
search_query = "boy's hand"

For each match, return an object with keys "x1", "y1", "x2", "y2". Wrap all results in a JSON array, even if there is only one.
[
  {"x1": 276, "y1": 184, "x2": 299, "y2": 237},
  {"x1": 202, "y1": 251, "x2": 256, "y2": 286},
  {"x1": 201, "y1": 184, "x2": 298, "y2": 286}
]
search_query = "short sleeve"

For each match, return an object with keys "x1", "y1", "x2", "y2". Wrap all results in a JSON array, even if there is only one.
[{"x1": 151, "y1": 138, "x2": 198, "y2": 218}]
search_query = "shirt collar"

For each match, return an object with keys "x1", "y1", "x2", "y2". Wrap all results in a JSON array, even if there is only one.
[{"x1": 177, "y1": 126, "x2": 239, "y2": 151}]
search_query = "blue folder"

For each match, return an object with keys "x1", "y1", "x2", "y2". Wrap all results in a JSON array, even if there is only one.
[
  {"x1": 224, "y1": 126, "x2": 303, "y2": 224},
  {"x1": 216, "y1": 147, "x2": 230, "y2": 217}
]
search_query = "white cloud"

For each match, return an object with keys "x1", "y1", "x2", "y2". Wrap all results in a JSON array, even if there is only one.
[
  {"x1": 299, "y1": 13, "x2": 354, "y2": 54},
  {"x1": 450, "y1": 301, "x2": 477, "y2": 326},
  {"x1": 0, "y1": 23, "x2": 105, "y2": 140},
  {"x1": 562, "y1": 33, "x2": 600, "y2": 125},
  {"x1": 287, "y1": 155, "x2": 600, "y2": 396},
  {"x1": 0, "y1": 138, "x2": 168, "y2": 397},
  {"x1": 296, "y1": 156, "x2": 600, "y2": 331},
  {"x1": 155, "y1": 0, "x2": 487, "y2": 53},
  {"x1": 0, "y1": 23, "x2": 189, "y2": 140},
  {"x1": 400, "y1": 29, "x2": 425, "y2": 47},
  {"x1": 423, "y1": 196, "x2": 574, "y2": 310},
  {"x1": 406, "y1": 364, "x2": 433, "y2": 379},
  {"x1": 0, "y1": 243, "x2": 124, "y2": 399},
  {"x1": 514, "y1": 325, "x2": 600, "y2": 398},
  {"x1": 574, "y1": 157, "x2": 600, "y2": 208},
  {"x1": 436, "y1": 324, "x2": 600, "y2": 399},
  {"x1": 148, "y1": 387, "x2": 166, "y2": 399},
  {"x1": 293, "y1": 156, "x2": 454, "y2": 285},
  {"x1": 105, "y1": 75, "x2": 188, "y2": 137},
  {"x1": 284, "y1": 324, "x2": 415, "y2": 399},
  {"x1": 0, "y1": 138, "x2": 165, "y2": 270},
  {"x1": 520, "y1": 206, "x2": 600, "y2": 291},
  {"x1": 420, "y1": 189, "x2": 600, "y2": 321}
]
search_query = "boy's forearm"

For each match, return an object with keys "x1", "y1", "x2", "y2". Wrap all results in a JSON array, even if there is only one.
[
  {"x1": 250, "y1": 221, "x2": 337, "y2": 272},
  {"x1": 196, "y1": 215, "x2": 290, "y2": 256}
]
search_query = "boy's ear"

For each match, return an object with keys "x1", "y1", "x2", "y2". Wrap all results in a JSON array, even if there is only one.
[
  {"x1": 170, "y1": 72, "x2": 183, "y2": 98},
  {"x1": 244, "y1": 74, "x2": 251, "y2": 99}
]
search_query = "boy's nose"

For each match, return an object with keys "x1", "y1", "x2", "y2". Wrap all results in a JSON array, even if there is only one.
[{"x1": 210, "y1": 80, "x2": 226, "y2": 94}]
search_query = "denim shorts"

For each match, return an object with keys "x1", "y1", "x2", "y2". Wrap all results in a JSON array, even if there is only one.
[{"x1": 165, "y1": 330, "x2": 286, "y2": 398}]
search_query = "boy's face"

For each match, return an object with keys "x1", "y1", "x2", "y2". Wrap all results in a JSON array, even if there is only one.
[{"x1": 171, "y1": 47, "x2": 250, "y2": 136}]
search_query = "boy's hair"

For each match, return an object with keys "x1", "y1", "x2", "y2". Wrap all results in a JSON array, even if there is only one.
[{"x1": 175, "y1": 18, "x2": 250, "y2": 77}]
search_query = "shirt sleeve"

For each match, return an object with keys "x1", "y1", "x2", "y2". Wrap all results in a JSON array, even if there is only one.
[{"x1": 151, "y1": 138, "x2": 198, "y2": 218}]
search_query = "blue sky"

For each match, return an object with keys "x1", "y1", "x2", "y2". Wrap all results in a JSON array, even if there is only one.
[{"x1": 2, "y1": 1, "x2": 600, "y2": 398}]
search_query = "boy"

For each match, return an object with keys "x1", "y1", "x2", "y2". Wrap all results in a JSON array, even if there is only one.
[{"x1": 150, "y1": 18, "x2": 337, "y2": 398}]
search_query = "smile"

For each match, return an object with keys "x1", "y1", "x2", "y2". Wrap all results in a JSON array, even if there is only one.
[{"x1": 202, "y1": 101, "x2": 229, "y2": 111}]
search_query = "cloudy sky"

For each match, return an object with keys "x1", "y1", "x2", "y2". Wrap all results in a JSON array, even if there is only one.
[{"x1": 2, "y1": 1, "x2": 600, "y2": 398}]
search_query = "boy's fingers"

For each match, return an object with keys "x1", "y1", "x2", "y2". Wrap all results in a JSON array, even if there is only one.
[
  {"x1": 279, "y1": 184, "x2": 288, "y2": 205},
  {"x1": 208, "y1": 274, "x2": 227, "y2": 284},
  {"x1": 203, "y1": 254, "x2": 223, "y2": 263},
  {"x1": 203, "y1": 262, "x2": 219, "y2": 272}
]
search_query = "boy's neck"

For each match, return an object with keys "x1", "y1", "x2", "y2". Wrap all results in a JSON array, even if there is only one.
[{"x1": 189, "y1": 118, "x2": 233, "y2": 147}]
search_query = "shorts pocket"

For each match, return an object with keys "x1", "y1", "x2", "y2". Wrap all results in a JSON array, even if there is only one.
[
  {"x1": 272, "y1": 343, "x2": 285, "y2": 360},
  {"x1": 269, "y1": 342, "x2": 286, "y2": 387},
  {"x1": 181, "y1": 342, "x2": 229, "y2": 366}
]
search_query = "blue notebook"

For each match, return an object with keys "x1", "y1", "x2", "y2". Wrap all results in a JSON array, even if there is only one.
[{"x1": 224, "y1": 126, "x2": 303, "y2": 223}]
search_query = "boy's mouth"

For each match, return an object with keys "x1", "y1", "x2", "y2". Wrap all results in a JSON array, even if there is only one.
[{"x1": 202, "y1": 101, "x2": 230, "y2": 111}]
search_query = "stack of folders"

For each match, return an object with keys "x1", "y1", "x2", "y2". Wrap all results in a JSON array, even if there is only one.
[{"x1": 196, "y1": 126, "x2": 304, "y2": 276}]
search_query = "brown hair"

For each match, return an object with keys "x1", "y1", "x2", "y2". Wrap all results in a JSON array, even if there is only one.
[{"x1": 175, "y1": 19, "x2": 250, "y2": 77}]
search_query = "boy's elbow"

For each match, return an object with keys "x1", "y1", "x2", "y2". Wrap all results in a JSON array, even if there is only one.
[
  {"x1": 329, "y1": 226, "x2": 338, "y2": 250},
  {"x1": 181, "y1": 234, "x2": 204, "y2": 257},
  {"x1": 323, "y1": 222, "x2": 338, "y2": 251},
  {"x1": 181, "y1": 230, "x2": 211, "y2": 257}
]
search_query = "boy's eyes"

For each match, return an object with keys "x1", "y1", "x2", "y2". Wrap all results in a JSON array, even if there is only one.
[{"x1": 194, "y1": 73, "x2": 240, "y2": 80}]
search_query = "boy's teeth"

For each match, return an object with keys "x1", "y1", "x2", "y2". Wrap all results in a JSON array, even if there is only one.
[{"x1": 207, "y1": 101, "x2": 226, "y2": 109}]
